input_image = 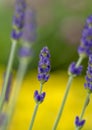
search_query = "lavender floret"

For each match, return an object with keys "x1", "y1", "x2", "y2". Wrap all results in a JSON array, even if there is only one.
[
  {"x1": 34, "y1": 90, "x2": 46, "y2": 103},
  {"x1": 75, "y1": 116, "x2": 85, "y2": 128},
  {"x1": 68, "y1": 62, "x2": 83, "y2": 76}
]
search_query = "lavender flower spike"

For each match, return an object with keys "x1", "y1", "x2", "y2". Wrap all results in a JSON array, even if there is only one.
[
  {"x1": 38, "y1": 46, "x2": 51, "y2": 84},
  {"x1": 11, "y1": 0, "x2": 26, "y2": 40},
  {"x1": 78, "y1": 15, "x2": 92, "y2": 57},
  {"x1": 84, "y1": 54, "x2": 92, "y2": 93},
  {"x1": 22, "y1": 8, "x2": 37, "y2": 43},
  {"x1": 75, "y1": 116, "x2": 85, "y2": 129},
  {"x1": 29, "y1": 47, "x2": 51, "y2": 130}
]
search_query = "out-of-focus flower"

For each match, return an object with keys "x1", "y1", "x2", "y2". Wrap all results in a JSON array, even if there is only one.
[
  {"x1": 11, "y1": 0, "x2": 26, "y2": 40},
  {"x1": 68, "y1": 62, "x2": 83, "y2": 76},
  {"x1": 38, "y1": 46, "x2": 51, "y2": 84},
  {"x1": 78, "y1": 15, "x2": 92, "y2": 57},
  {"x1": 22, "y1": 8, "x2": 37, "y2": 43},
  {"x1": 19, "y1": 46, "x2": 32, "y2": 57}
]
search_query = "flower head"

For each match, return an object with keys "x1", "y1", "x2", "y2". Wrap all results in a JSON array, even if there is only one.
[
  {"x1": 34, "y1": 90, "x2": 46, "y2": 103},
  {"x1": 38, "y1": 46, "x2": 51, "y2": 84},
  {"x1": 11, "y1": 0, "x2": 26, "y2": 40},
  {"x1": 78, "y1": 15, "x2": 92, "y2": 57},
  {"x1": 68, "y1": 62, "x2": 83, "y2": 76},
  {"x1": 22, "y1": 8, "x2": 37, "y2": 42},
  {"x1": 75, "y1": 116, "x2": 85, "y2": 129},
  {"x1": 84, "y1": 55, "x2": 92, "y2": 93}
]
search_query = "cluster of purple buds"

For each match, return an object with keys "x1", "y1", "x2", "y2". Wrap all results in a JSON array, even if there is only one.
[
  {"x1": 34, "y1": 90, "x2": 46, "y2": 103},
  {"x1": 38, "y1": 47, "x2": 51, "y2": 84},
  {"x1": 75, "y1": 116, "x2": 85, "y2": 129},
  {"x1": 18, "y1": 8, "x2": 37, "y2": 59},
  {"x1": 22, "y1": 8, "x2": 37, "y2": 43},
  {"x1": 84, "y1": 55, "x2": 92, "y2": 93},
  {"x1": 78, "y1": 15, "x2": 92, "y2": 57},
  {"x1": 11, "y1": 0, "x2": 26, "y2": 40},
  {"x1": 68, "y1": 62, "x2": 83, "y2": 76}
]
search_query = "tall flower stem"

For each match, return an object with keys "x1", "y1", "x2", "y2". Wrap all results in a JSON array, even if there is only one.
[
  {"x1": 29, "y1": 83, "x2": 43, "y2": 130},
  {"x1": 52, "y1": 56, "x2": 84, "y2": 130},
  {"x1": 76, "y1": 93, "x2": 90, "y2": 130},
  {"x1": 0, "y1": 40, "x2": 17, "y2": 112},
  {"x1": 3, "y1": 58, "x2": 29, "y2": 130}
]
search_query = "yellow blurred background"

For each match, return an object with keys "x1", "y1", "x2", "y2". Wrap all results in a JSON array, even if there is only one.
[
  {"x1": 0, "y1": 67, "x2": 92, "y2": 130},
  {"x1": 0, "y1": 0, "x2": 92, "y2": 130}
]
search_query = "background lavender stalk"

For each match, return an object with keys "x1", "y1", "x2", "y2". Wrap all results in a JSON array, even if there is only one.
[
  {"x1": 0, "y1": 0, "x2": 26, "y2": 112},
  {"x1": 75, "y1": 93, "x2": 89, "y2": 130},
  {"x1": 52, "y1": 59, "x2": 83, "y2": 130},
  {"x1": 2, "y1": 8, "x2": 37, "y2": 130},
  {"x1": 52, "y1": 15, "x2": 92, "y2": 130},
  {"x1": 29, "y1": 46, "x2": 51, "y2": 130},
  {"x1": 75, "y1": 54, "x2": 92, "y2": 130}
]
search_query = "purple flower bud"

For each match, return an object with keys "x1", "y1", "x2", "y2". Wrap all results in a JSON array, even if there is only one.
[
  {"x1": 68, "y1": 62, "x2": 83, "y2": 76},
  {"x1": 34, "y1": 90, "x2": 46, "y2": 103},
  {"x1": 38, "y1": 47, "x2": 51, "y2": 84},
  {"x1": 75, "y1": 116, "x2": 85, "y2": 128},
  {"x1": 11, "y1": 29, "x2": 22, "y2": 40}
]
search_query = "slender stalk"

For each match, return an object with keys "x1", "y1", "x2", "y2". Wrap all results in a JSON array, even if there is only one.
[
  {"x1": 0, "y1": 40, "x2": 17, "y2": 112},
  {"x1": 29, "y1": 83, "x2": 43, "y2": 130},
  {"x1": 3, "y1": 59, "x2": 28, "y2": 130},
  {"x1": 52, "y1": 76, "x2": 73, "y2": 130},
  {"x1": 76, "y1": 93, "x2": 90, "y2": 130},
  {"x1": 52, "y1": 56, "x2": 84, "y2": 130},
  {"x1": 76, "y1": 56, "x2": 83, "y2": 67}
]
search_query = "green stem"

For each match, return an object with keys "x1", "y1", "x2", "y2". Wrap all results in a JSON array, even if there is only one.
[
  {"x1": 0, "y1": 40, "x2": 17, "y2": 112},
  {"x1": 3, "y1": 59, "x2": 28, "y2": 130},
  {"x1": 76, "y1": 56, "x2": 84, "y2": 67},
  {"x1": 52, "y1": 76, "x2": 73, "y2": 130},
  {"x1": 80, "y1": 93, "x2": 90, "y2": 120},
  {"x1": 52, "y1": 56, "x2": 84, "y2": 130},
  {"x1": 29, "y1": 83, "x2": 43, "y2": 130},
  {"x1": 76, "y1": 93, "x2": 90, "y2": 130}
]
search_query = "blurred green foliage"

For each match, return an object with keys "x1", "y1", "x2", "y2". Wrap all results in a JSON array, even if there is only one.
[{"x1": 0, "y1": 1, "x2": 92, "y2": 71}]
